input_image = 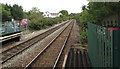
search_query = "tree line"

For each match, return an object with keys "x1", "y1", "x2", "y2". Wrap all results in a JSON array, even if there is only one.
[
  {"x1": 1, "y1": 3, "x2": 23, "y2": 22},
  {"x1": 1, "y1": 3, "x2": 69, "y2": 30},
  {"x1": 70, "y1": 2, "x2": 120, "y2": 44},
  {"x1": 24, "y1": 7, "x2": 69, "y2": 30}
]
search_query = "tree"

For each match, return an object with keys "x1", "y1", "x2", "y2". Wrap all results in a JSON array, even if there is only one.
[
  {"x1": 23, "y1": 11, "x2": 29, "y2": 19},
  {"x1": 29, "y1": 7, "x2": 42, "y2": 14},
  {"x1": 28, "y1": 7, "x2": 45, "y2": 29},
  {"x1": 28, "y1": 7, "x2": 43, "y2": 20},
  {"x1": 59, "y1": 10, "x2": 68, "y2": 16},
  {"x1": 27, "y1": 7, "x2": 63, "y2": 30},
  {"x1": 11, "y1": 4, "x2": 23, "y2": 20},
  {"x1": 82, "y1": 5, "x2": 87, "y2": 11},
  {"x1": 1, "y1": 4, "x2": 12, "y2": 22},
  {"x1": 77, "y1": 2, "x2": 120, "y2": 44},
  {"x1": 87, "y1": 2, "x2": 120, "y2": 23}
]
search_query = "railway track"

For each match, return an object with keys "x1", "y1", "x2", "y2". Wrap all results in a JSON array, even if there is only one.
[
  {"x1": 0, "y1": 21, "x2": 69, "y2": 64},
  {"x1": 25, "y1": 20, "x2": 74, "y2": 68},
  {"x1": 55, "y1": 20, "x2": 76, "y2": 67}
]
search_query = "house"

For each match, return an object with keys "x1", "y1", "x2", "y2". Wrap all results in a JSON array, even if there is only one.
[{"x1": 43, "y1": 11, "x2": 62, "y2": 18}]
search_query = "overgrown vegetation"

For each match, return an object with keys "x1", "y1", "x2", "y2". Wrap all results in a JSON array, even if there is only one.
[
  {"x1": 1, "y1": 3, "x2": 23, "y2": 21},
  {"x1": 24, "y1": 7, "x2": 65, "y2": 30},
  {"x1": 70, "y1": 2, "x2": 120, "y2": 44},
  {"x1": 1, "y1": 4, "x2": 68, "y2": 30}
]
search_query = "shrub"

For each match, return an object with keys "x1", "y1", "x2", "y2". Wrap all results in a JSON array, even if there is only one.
[
  {"x1": 79, "y1": 31, "x2": 88, "y2": 44},
  {"x1": 29, "y1": 17, "x2": 63, "y2": 30}
]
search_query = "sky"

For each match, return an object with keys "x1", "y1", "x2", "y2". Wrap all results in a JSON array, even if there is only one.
[{"x1": 0, "y1": 0, "x2": 88, "y2": 14}]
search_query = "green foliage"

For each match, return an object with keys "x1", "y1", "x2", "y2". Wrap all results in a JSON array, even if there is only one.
[
  {"x1": 1, "y1": 3, "x2": 24, "y2": 21},
  {"x1": 59, "y1": 10, "x2": 68, "y2": 16},
  {"x1": 70, "y1": 2, "x2": 120, "y2": 44},
  {"x1": 1, "y1": 4, "x2": 12, "y2": 21},
  {"x1": 79, "y1": 31, "x2": 88, "y2": 44},
  {"x1": 87, "y1": 2, "x2": 120, "y2": 23},
  {"x1": 23, "y1": 11, "x2": 29, "y2": 19},
  {"x1": 11, "y1": 4, "x2": 23, "y2": 20},
  {"x1": 28, "y1": 7, "x2": 44, "y2": 30},
  {"x1": 0, "y1": 5, "x2": 1, "y2": 22},
  {"x1": 27, "y1": 7, "x2": 63, "y2": 30},
  {"x1": 59, "y1": 10, "x2": 69, "y2": 21},
  {"x1": 60, "y1": 15, "x2": 69, "y2": 21},
  {"x1": 29, "y1": 7, "x2": 42, "y2": 14},
  {"x1": 82, "y1": 5, "x2": 87, "y2": 11},
  {"x1": 29, "y1": 17, "x2": 63, "y2": 30}
]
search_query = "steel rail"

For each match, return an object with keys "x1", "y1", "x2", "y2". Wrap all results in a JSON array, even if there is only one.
[
  {"x1": 2, "y1": 20, "x2": 68, "y2": 53},
  {"x1": 53, "y1": 21, "x2": 74, "y2": 69},
  {"x1": 24, "y1": 20, "x2": 73, "y2": 69},
  {"x1": 1, "y1": 21, "x2": 69, "y2": 64}
]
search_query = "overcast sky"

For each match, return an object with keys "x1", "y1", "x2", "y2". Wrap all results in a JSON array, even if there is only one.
[{"x1": 0, "y1": 0, "x2": 88, "y2": 14}]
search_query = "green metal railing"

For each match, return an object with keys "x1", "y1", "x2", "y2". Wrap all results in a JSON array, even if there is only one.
[{"x1": 88, "y1": 23, "x2": 120, "y2": 68}]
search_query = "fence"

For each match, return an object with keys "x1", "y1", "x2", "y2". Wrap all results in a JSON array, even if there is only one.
[{"x1": 88, "y1": 23, "x2": 120, "y2": 68}]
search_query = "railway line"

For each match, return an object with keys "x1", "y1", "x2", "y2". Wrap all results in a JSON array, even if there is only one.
[
  {"x1": 0, "y1": 20, "x2": 69, "y2": 64},
  {"x1": 55, "y1": 20, "x2": 78, "y2": 68},
  {"x1": 24, "y1": 20, "x2": 74, "y2": 68}
]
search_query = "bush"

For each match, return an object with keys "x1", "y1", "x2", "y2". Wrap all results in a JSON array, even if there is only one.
[
  {"x1": 29, "y1": 19, "x2": 43, "y2": 30},
  {"x1": 29, "y1": 17, "x2": 63, "y2": 30},
  {"x1": 79, "y1": 31, "x2": 88, "y2": 44}
]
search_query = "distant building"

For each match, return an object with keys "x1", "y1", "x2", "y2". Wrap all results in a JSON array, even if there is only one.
[{"x1": 43, "y1": 11, "x2": 62, "y2": 18}]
